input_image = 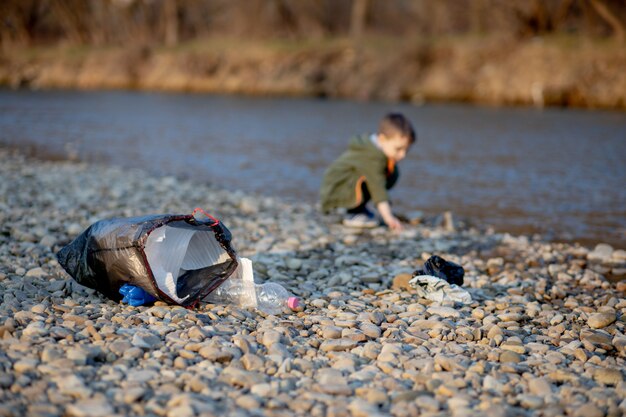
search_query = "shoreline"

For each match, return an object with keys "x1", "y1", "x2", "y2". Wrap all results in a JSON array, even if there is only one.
[
  {"x1": 0, "y1": 146, "x2": 625, "y2": 416},
  {"x1": 1, "y1": 36, "x2": 625, "y2": 110},
  {"x1": 2, "y1": 138, "x2": 623, "y2": 252}
]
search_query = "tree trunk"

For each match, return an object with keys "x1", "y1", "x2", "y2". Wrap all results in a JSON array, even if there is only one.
[
  {"x1": 532, "y1": 0, "x2": 549, "y2": 33},
  {"x1": 50, "y1": 0, "x2": 90, "y2": 44},
  {"x1": 553, "y1": 0, "x2": 574, "y2": 31},
  {"x1": 470, "y1": 0, "x2": 486, "y2": 34},
  {"x1": 588, "y1": 0, "x2": 625, "y2": 44},
  {"x1": 89, "y1": 0, "x2": 106, "y2": 45},
  {"x1": 164, "y1": 0, "x2": 178, "y2": 46},
  {"x1": 350, "y1": 0, "x2": 368, "y2": 41}
]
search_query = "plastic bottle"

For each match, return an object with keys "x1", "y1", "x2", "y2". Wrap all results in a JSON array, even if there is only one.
[{"x1": 208, "y1": 281, "x2": 300, "y2": 315}]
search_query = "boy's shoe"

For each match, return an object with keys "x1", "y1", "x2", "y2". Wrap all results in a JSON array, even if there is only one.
[{"x1": 342, "y1": 212, "x2": 378, "y2": 228}]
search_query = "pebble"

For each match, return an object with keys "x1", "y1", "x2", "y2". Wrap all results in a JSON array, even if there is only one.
[
  {"x1": 499, "y1": 351, "x2": 521, "y2": 363},
  {"x1": 54, "y1": 374, "x2": 91, "y2": 399},
  {"x1": 483, "y1": 375, "x2": 503, "y2": 392},
  {"x1": 1, "y1": 149, "x2": 624, "y2": 417},
  {"x1": 572, "y1": 403, "x2": 604, "y2": 417},
  {"x1": 286, "y1": 258, "x2": 302, "y2": 270},
  {"x1": 40, "y1": 235, "x2": 56, "y2": 247},
  {"x1": 250, "y1": 383, "x2": 272, "y2": 397},
  {"x1": 219, "y1": 367, "x2": 266, "y2": 388},
  {"x1": 581, "y1": 330, "x2": 614, "y2": 350},
  {"x1": 66, "y1": 223, "x2": 83, "y2": 236},
  {"x1": 613, "y1": 337, "x2": 626, "y2": 355},
  {"x1": 500, "y1": 340, "x2": 526, "y2": 354},
  {"x1": 528, "y1": 378, "x2": 553, "y2": 396},
  {"x1": 124, "y1": 387, "x2": 146, "y2": 403},
  {"x1": 359, "y1": 323, "x2": 382, "y2": 339},
  {"x1": 22, "y1": 321, "x2": 48, "y2": 337},
  {"x1": 66, "y1": 398, "x2": 113, "y2": 417},
  {"x1": 498, "y1": 313, "x2": 522, "y2": 322},
  {"x1": 319, "y1": 338, "x2": 358, "y2": 352},
  {"x1": 416, "y1": 395, "x2": 440, "y2": 412},
  {"x1": 25, "y1": 267, "x2": 46, "y2": 278},
  {"x1": 392, "y1": 273, "x2": 412, "y2": 290},
  {"x1": 310, "y1": 299, "x2": 328, "y2": 308},
  {"x1": 13, "y1": 358, "x2": 38, "y2": 373},
  {"x1": 241, "y1": 353, "x2": 264, "y2": 371},
  {"x1": 235, "y1": 395, "x2": 261, "y2": 409},
  {"x1": 518, "y1": 394, "x2": 544, "y2": 409},
  {"x1": 199, "y1": 346, "x2": 234, "y2": 363},
  {"x1": 587, "y1": 312, "x2": 617, "y2": 329},
  {"x1": 131, "y1": 331, "x2": 161, "y2": 349},
  {"x1": 377, "y1": 344, "x2": 402, "y2": 362},
  {"x1": 322, "y1": 326, "x2": 343, "y2": 339},
  {"x1": 360, "y1": 271, "x2": 382, "y2": 283},
  {"x1": 262, "y1": 330, "x2": 282, "y2": 347},
  {"x1": 127, "y1": 370, "x2": 159, "y2": 383},
  {"x1": 594, "y1": 368, "x2": 623, "y2": 385},
  {"x1": 348, "y1": 399, "x2": 385, "y2": 417},
  {"x1": 392, "y1": 390, "x2": 430, "y2": 403},
  {"x1": 487, "y1": 325, "x2": 502, "y2": 340},
  {"x1": 588, "y1": 243, "x2": 613, "y2": 262},
  {"x1": 427, "y1": 306, "x2": 460, "y2": 318}
]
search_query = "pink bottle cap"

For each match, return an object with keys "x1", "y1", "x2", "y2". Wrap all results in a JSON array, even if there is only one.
[{"x1": 287, "y1": 297, "x2": 300, "y2": 310}]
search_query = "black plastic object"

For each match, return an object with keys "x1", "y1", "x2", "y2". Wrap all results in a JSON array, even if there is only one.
[
  {"x1": 57, "y1": 210, "x2": 238, "y2": 307},
  {"x1": 415, "y1": 255, "x2": 464, "y2": 286}
]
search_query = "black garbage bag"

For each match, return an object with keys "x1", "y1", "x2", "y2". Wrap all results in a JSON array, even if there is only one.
[
  {"x1": 57, "y1": 209, "x2": 238, "y2": 307},
  {"x1": 414, "y1": 255, "x2": 464, "y2": 286}
]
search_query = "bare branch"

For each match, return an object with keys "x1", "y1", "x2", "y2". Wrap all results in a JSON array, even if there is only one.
[{"x1": 588, "y1": 0, "x2": 625, "y2": 43}]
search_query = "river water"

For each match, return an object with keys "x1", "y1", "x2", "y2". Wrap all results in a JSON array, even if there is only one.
[{"x1": 1, "y1": 89, "x2": 625, "y2": 249}]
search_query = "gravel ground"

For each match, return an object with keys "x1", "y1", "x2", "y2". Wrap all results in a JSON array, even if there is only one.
[{"x1": 1, "y1": 147, "x2": 625, "y2": 417}]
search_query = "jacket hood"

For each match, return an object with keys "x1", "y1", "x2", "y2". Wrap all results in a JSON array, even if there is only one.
[{"x1": 348, "y1": 134, "x2": 385, "y2": 159}]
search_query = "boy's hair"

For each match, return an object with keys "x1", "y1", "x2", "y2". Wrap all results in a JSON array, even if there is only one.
[{"x1": 379, "y1": 113, "x2": 416, "y2": 144}]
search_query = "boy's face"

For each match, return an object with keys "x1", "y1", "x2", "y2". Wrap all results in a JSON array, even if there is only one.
[{"x1": 378, "y1": 134, "x2": 412, "y2": 161}]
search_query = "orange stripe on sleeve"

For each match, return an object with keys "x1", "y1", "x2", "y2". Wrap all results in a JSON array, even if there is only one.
[{"x1": 355, "y1": 175, "x2": 366, "y2": 206}]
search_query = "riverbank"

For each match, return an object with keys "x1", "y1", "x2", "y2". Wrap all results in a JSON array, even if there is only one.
[
  {"x1": 0, "y1": 146, "x2": 625, "y2": 416},
  {"x1": 1, "y1": 35, "x2": 625, "y2": 110}
]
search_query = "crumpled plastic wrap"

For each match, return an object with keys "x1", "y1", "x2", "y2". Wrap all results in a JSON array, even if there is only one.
[{"x1": 409, "y1": 275, "x2": 472, "y2": 304}]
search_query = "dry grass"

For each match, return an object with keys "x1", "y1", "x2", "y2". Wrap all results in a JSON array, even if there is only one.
[{"x1": 1, "y1": 35, "x2": 624, "y2": 109}]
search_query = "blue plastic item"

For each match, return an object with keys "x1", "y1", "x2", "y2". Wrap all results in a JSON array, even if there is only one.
[{"x1": 119, "y1": 284, "x2": 157, "y2": 306}]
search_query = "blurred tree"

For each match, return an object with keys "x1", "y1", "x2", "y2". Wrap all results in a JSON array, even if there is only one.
[
  {"x1": 350, "y1": 0, "x2": 368, "y2": 41},
  {"x1": 50, "y1": 0, "x2": 91, "y2": 44},
  {"x1": 552, "y1": 0, "x2": 575, "y2": 31},
  {"x1": 588, "y1": 0, "x2": 625, "y2": 43},
  {"x1": 470, "y1": 0, "x2": 487, "y2": 34},
  {"x1": 163, "y1": 0, "x2": 179, "y2": 46},
  {"x1": 0, "y1": 0, "x2": 49, "y2": 45},
  {"x1": 1, "y1": 0, "x2": 625, "y2": 47}
]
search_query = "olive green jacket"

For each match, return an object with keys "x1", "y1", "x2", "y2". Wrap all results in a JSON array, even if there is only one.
[{"x1": 320, "y1": 134, "x2": 399, "y2": 212}]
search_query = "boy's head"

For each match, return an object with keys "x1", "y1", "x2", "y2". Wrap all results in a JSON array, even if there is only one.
[{"x1": 377, "y1": 113, "x2": 416, "y2": 162}]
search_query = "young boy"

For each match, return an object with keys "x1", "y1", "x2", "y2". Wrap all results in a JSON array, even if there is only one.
[{"x1": 320, "y1": 113, "x2": 415, "y2": 231}]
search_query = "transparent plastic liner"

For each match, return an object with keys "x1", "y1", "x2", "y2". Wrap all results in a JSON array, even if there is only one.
[{"x1": 145, "y1": 225, "x2": 231, "y2": 304}]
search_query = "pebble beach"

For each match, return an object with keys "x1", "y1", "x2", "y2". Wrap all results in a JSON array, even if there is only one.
[{"x1": 1, "y1": 147, "x2": 625, "y2": 417}]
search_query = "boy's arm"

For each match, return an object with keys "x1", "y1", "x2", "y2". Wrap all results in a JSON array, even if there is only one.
[
  {"x1": 376, "y1": 201, "x2": 403, "y2": 231},
  {"x1": 358, "y1": 161, "x2": 390, "y2": 205}
]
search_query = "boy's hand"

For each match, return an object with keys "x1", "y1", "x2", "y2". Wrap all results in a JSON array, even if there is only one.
[
  {"x1": 385, "y1": 215, "x2": 404, "y2": 232},
  {"x1": 376, "y1": 201, "x2": 404, "y2": 232}
]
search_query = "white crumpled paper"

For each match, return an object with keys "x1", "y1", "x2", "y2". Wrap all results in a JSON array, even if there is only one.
[{"x1": 409, "y1": 275, "x2": 472, "y2": 304}]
